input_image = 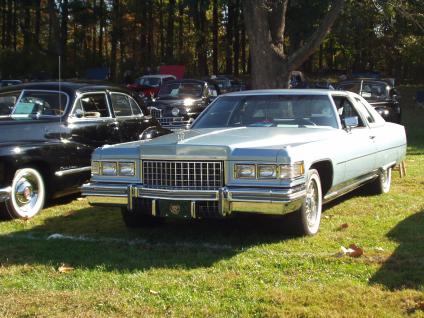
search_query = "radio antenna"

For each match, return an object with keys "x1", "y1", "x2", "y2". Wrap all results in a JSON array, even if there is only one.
[{"x1": 58, "y1": 55, "x2": 63, "y2": 140}]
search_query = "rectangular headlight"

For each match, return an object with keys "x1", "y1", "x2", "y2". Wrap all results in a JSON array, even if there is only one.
[
  {"x1": 257, "y1": 165, "x2": 277, "y2": 179},
  {"x1": 234, "y1": 164, "x2": 256, "y2": 178},
  {"x1": 91, "y1": 161, "x2": 100, "y2": 175},
  {"x1": 118, "y1": 162, "x2": 135, "y2": 176},
  {"x1": 101, "y1": 161, "x2": 117, "y2": 176},
  {"x1": 280, "y1": 162, "x2": 304, "y2": 179}
]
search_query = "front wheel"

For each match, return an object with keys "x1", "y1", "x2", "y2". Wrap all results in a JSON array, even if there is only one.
[
  {"x1": 293, "y1": 169, "x2": 322, "y2": 236},
  {"x1": 2, "y1": 168, "x2": 46, "y2": 219}
]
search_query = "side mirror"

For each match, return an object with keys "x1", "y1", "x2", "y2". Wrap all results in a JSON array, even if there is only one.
[
  {"x1": 344, "y1": 116, "x2": 359, "y2": 129},
  {"x1": 75, "y1": 109, "x2": 84, "y2": 118}
]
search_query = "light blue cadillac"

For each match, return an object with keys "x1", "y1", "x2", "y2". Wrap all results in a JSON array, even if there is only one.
[{"x1": 82, "y1": 89, "x2": 406, "y2": 235}]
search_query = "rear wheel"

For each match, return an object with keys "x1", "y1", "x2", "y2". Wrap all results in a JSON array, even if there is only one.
[
  {"x1": 293, "y1": 169, "x2": 322, "y2": 236},
  {"x1": 3, "y1": 168, "x2": 46, "y2": 219},
  {"x1": 366, "y1": 167, "x2": 392, "y2": 195}
]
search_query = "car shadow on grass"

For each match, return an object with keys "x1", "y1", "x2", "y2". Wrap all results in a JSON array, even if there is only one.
[
  {"x1": 369, "y1": 210, "x2": 424, "y2": 290},
  {"x1": 0, "y1": 204, "x2": 302, "y2": 272}
]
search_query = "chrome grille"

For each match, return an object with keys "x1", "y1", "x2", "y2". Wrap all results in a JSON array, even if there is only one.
[
  {"x1": 142, "y1": 160, "x2": 223, "y2": 190},
  {"x1": 148, "y1": 107, "x2": 162, "y2": 118},
  {"x1": 157, "y1": 117, "x2": 185, "y2": 126}
]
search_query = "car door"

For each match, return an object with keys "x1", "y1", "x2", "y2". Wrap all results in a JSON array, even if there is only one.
[
  {"x1": 109, "y1": 91, "x2": 152, "y2": 141},
  {"x1": 66, "y1": 92, "x2": 122, "y2": 167},
  {"x1": 331, "y1": 94, "x2": 377, "y2": 181}
]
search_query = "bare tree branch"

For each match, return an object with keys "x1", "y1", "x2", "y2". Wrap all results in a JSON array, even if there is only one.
[{"x1": 288, "y1": 0, "x2": 345, "y2": 70}]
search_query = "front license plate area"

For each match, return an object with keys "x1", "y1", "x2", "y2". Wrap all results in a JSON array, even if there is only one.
[{"x1": 158, "y1": 200, "x2": 191, "y2": 218}]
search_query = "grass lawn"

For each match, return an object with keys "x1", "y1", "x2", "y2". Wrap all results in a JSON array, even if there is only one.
[{"x1": 0, "y1": 87, "x2": 423, "y2": 317}]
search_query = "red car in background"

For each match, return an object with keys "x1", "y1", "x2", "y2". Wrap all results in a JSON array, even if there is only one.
[{"x1": 127, "y1": 74, "x2": 176, "y2": 101}]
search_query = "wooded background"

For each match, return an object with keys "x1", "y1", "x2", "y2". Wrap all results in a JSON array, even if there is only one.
[{"x1": 0, "y1": 0, "x2": 422, "y2": 83}]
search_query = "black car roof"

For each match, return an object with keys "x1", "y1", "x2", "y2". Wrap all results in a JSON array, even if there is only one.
[
  {"x1": 166, "y1": 79, "x2": 207, "y2": 85},
  {"x1": 0, "y1": 81, "x2": 131, "y2": 95},
  {"x1": 338, "y1": 78, "x2": 393, "y2": 86}
]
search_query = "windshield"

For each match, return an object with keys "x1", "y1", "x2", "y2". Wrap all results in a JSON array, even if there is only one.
[
  {"x1": 138, "y1": 77, "x2": 161, "y2": 87},
  {"x1": 158, "y1": 82, "x2": 203, "y2": 98},
  {"x1": 12, "y1": 91, "x2": 68, "y2": 117},
  {"x1": 192, "y1": 95, "x2": 339, "y2": 129},
  {"x1": 339, "y1": 82, "x2": 388, "y2": 99}
]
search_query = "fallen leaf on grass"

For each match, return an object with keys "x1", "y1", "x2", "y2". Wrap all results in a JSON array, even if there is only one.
[
  {"x1": 375, "y1": 247, "x2": 384, "y2": 252},
  {"x1": 149, "y1": 290, "x2": 159, "y2": 295},
  {"x1": 58, "y1": 264, "x2": 74, "y2": 273},
  {"x1": 339, "y1": 244, "x2": 364, "y2": 258},
  {"x1": 338, "y1": 223, "x2": 349, "y2": 230}
]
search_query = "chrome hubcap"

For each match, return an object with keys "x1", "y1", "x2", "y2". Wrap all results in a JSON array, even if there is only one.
[
  {"x1": 305, "y1": 180, "x2": 318, "y2": 228},
  {"x1": 14, "y1": 174, "x2": 39, "y2": 212}
]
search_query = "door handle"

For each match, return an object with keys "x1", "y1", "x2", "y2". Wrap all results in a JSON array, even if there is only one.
[{"x1": 369, "y1": 135, "x2": 376, "y2": 140}]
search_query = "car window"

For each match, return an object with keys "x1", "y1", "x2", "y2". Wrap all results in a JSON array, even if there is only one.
[
  {"x1": 0, "y1": 91, "x2": 20, "y2": 115},
  {"x1": 193, "y1": 95, "x2": 338, "y2": 129},
  {"x1": 13, "y1": 90, "x2": 68, "y2": 117},
  {"x1": 73, "y1": 93, "x2": 110, "y2": 118},
  {"x1": 129, "y1": 96, "x2": 143, "y2": 116},
  {"x1": 354, "y1": 97, "x2": 375, "y2": 123},
  {"x1": 331, "y1": 95, "x2": 365, "y2": 127},
  {"x1": 111, "y1": 93, "x2": 132, "y2": 117},
  {"x1": 354, "y1": 95, "x2": 385, "y2": 125}
]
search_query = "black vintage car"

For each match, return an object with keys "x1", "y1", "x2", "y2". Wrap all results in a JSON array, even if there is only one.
[
  {"x1": 147, "y1": 79, "x2": 219, "y2": 130},
  {"x1": 337, "y1": 78, "x2": 401, "y2": 123},
  {"x1": 0, "y1": 82, "x2": 169, "y2": 219}
]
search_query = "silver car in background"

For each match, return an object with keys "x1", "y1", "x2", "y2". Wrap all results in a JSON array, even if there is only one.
[{"x1": 82, "y1": 89, "x2": 406, "y2": 235}]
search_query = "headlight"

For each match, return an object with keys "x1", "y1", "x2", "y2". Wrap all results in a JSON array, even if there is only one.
[
  {"x1": 234, "y1": 164, "x2": 256, "y2": 178},
  {"x1": 183, "y1": 98, "x2": 194, "y2": 106},
  {"x1": 118, "y1": 162, "x2": 135, "y2": 176},
  {"x1": 172, "y1": 107, "x2": 180, "y2": 116},
  {"x1": 258, "y1": 165, "x2": 277, "y2": 179},
  {"x1": 91, "y1": 161, "x2": 100, "y2": 175},
  {"x1": 101, "y1": 161, "x2": 117, "y2": 176},
  {"x1": 279, "y1": 162, "x2": 304, "y2": 179}
]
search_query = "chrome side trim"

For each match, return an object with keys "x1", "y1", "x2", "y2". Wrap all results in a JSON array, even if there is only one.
[
  {"x1": 55, "y1": 166, "x2": 91, "y2": 177},
  {"x1": 0, "y1": 186, "x2": 12, "y2": 202},
  {"x1": 323, "y1": 172, "x2": 379, "y2": 203}
]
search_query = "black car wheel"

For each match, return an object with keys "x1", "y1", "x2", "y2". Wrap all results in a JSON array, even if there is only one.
[{"x1": 2, "y1": 168, "x2": 46, "y2": 219}]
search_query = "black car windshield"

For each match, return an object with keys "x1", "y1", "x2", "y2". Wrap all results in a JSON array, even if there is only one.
[
  {"x1": 339, "y1": 82, "x2": 388, "y2": 99},
  {"x1": 12, "y1": 91, "x2": 68, "y2": 117},
  {"x1": 158, "y1": 82, "x2": 203, "y2": 98},
  {"x1": 138, "y1": 77, "x2": 161, "y2": 87},
  {"x1": 192, "y1": 95, "x2": 339, "y2": 129}
]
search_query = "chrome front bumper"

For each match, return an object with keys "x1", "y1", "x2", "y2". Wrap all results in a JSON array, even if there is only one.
[
  {"x1": 0, "y1": 186, "x2": 11, "y2": 202},
  {"x1": 82, "y1": 182, "x2": 306, "y2": 217}
]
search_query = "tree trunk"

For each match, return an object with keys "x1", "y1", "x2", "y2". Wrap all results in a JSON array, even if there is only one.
[
  {"x1": 233, "y1": 0, "x2": 240, "y2": 76},
  {"x1": 34, "y1": 0, "x2": 41, "y2": 46},
  {"x1": 99, "y1": 0, "x2": 104, "y2": 60},
  {"x1": 61, "y1": 0, "x2": 69, "y2": 74},
  {"x1": 240, "y1": 16, "x2": 246, "y2": 74},
  {"x1": 225, "y1": 1, "x2": 234, "y2": 74},
  {"x1": 243, "y1": 0, "x2": 345, "y2": 88},
  {"x1": 212, "y1": 0, "x2": 219, "y2": 74},
  {"x1": 178, "y1": 1, "x2": 184, "y2": 61},
  {"x1": 165, "y1": 0, "x2": 175, "y2": 62},
  {"x1": 110, "y1": 0, "x2": 120, "y2": 81}
]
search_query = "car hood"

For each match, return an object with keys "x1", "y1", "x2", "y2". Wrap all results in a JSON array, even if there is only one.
[{"x1": 136, "y1": 127, "x2": 338, "y2": 161}]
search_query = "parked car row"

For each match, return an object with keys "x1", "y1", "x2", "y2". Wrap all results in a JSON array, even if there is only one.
[{"x1": 0, "y1": 79, "x2": 406, "y2": 237}]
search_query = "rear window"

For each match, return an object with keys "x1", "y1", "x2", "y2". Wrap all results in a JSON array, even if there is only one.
[{"x1": 12, "y1": 91, "x2": 68, "y2": 117}]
